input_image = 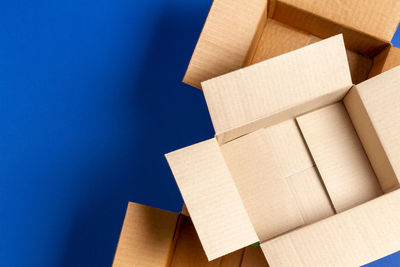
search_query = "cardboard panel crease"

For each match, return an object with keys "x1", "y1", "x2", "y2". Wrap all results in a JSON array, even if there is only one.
[
  {"x1": 297, "y1": 103, "x2": 383, "y2": 212},
  {"x1": 202, "y1": 35, "x2": 352, "y2": 142},
  {"x1": 276, "y1": 0, "x2": 400, "y2": 42},
  {"x1": 165, "y1": 139, "x2": 258, "y2": 260},
  {"x1": 167, "y1": 36, "x2": 400, "y2": 265},
  {"x1": 220, "y1": 127, "x2": 305, "y2": 241},
  {"x1": 286, "y1": 167, "x2": 335, "y2": 224},
  {"x1": 345, "y1": 67, "x2": 400, "y2": 192},
  {"x1": 261, "y1": 189, "x2": 400, "y2": 267},
  {"x1": 184, "y1": 0, "x2": 400, "y2": 89},
  {"x1": 272, "y1": 0, "x2": 389, "y2": 56}
]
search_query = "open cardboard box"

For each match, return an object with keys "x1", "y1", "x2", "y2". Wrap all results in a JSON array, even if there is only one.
[
  {"x1": 112, "y1": 202, "x2": 268, "y2": 267},
  {"x1": 184, "y1": 0, "x2": 400, "y2": 88},
  {"x1": 166, "y1": 35, "x2": 400, "y2": 266}
]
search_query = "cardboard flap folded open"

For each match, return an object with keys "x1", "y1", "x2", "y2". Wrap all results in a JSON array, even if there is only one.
[
  {"x1": 166, "y1": 139, "x2": 258, "y2": 261},
  {"x1": 183, "y1": 0, "x2": 268, "y2": 88},
  {"x1": 112, "y1": 203, "x2": 179, "y2": 267},
  {"x1": 201, "y1": 34, "x2": 352, "y2": 143},
  {"x1": 261, "y1": 189, "x2": 400, "y2": 267}
]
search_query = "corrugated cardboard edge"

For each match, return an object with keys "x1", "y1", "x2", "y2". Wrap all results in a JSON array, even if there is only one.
[
  {"x1": 112, "y1": 202, "x2": 179, "y2": 267},
  {"x1": 182, "y1": 0, "x2": 268, "y2": 89}
]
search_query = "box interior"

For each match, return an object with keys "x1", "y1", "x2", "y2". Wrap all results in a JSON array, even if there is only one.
[
  {"x1": 211, "y1": 67, "x2": 400, "y2": 260},
  {"x1": 244, "y1": 1, "x2": 391, "y2": 84},
  {"x1": 184, "y1": 0, "x2": 400, "y2": 89}
]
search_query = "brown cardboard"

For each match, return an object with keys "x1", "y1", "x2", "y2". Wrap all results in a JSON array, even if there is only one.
[
  {"x1": 202, "y1": 35, "x2": 352, "y2": 143},
  {"x1": 297, "y1": 103, "x2": 383, "y2": 212},
  {"x1": 166, "y1": 138, "x2": 258, "y2": 260},
  {"x1": 184, "y1": 0, "x2": 400, "y2": 88},
  {"x1": 112, "y1": 202, "x2": 179, "y2": 267},
  {"x1": 261, "y1": 189, "x2": 400, "y2": 267},
  {"x1": 344, "y1": 66, "x2": 400, "y2": 193},
  {"x1": 183, "y1": 0, "x2": 268, "y2": 88},
  {"x1": 167, "y1": 36, "x2": 400, "y2": 265},
  {"x1": 113, "y1": 202, "x2": 270, "y2": 267}
]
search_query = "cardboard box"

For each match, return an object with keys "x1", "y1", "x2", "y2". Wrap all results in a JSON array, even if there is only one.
[
  {"x1": 183, "y1": 0, "x2": 400, "y2": 88},
  {"x1": 166, "y1": 35, "x2": 400, "y2": 266},
  {"x1": 112, "y1": 202, "x2": 268, "y2": 267}
]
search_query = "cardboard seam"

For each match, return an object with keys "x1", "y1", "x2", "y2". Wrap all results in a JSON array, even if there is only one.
[
  {"x1": 294, "y1": 118, "x2": 338, "y2": 214},
  {"x1": 215, "y1": 89, "x2": 351, "y2": 145},
  {"x1": 283, "y1": 164, "x2": 315, "y2": 179}
]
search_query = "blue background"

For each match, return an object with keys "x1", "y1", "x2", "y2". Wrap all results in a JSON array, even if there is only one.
[{"x1": 0, "y1": 0, "x2": 399, "y2": 266}]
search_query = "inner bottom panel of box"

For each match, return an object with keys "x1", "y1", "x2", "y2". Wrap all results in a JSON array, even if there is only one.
[{"x1": 220, "y1": 102, "x2": 383, "y2": 243}]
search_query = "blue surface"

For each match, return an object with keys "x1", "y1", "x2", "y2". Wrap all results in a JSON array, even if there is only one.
[{"x1": 0, "y1": 1, "x2": 399, "y2": 266}]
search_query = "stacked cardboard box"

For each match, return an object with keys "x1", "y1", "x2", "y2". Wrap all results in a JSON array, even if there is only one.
[{"x1": 113, "y1": 0, "x2": 400, "y2": 266}]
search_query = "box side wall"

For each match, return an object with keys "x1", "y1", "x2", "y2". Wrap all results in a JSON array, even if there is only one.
[
  {"x1": 112, "y1": 203, "x2": 179, "y2": 267},
  {"x1": 261, "y1": 189, "x2": 400, "y2": 267},
  {"x1": 202, "y1": 35, "x2": 352, "y2": 143},
  {"x1": 272, "y1": 1, "x2": 390, "y2": 57},
  {"x1": 369, "y1": 46, "x2": 400, "y2": 78},
  {"x1": 183, "y1": 0, "x2": 268, "y2": 89},
  {"x1": 275, "y1": 0, "x2": 400, "y2": 43},
  {"x1": 344, "y1": 68, "x2": 400, "y2": 192}
]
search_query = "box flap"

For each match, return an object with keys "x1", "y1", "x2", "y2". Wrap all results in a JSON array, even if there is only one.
[
  {"x1": 183, "y1": 0, "x2": 268, "y2": 89},
  {"x1": 112, "y1": 202, "x2": 179, "y2": 267},
  {"x1": 170, "y1": 216, "x2": 244, "y2": 267},
  {"x1": 261, "y1": 189, "x2": 400, "y2": 267},
  {"x1": 297, "y1": 103, "x2": 383, "y2": 212},
  {"x1": 201, "y1": 34, "x2": 352, "y2": 143},
  {"x1": 166, "y1": 138, "x2": 258, "y2": 261},
  {"x1": 344, "y1": 66, "x2": 400, "y2": 192},
  {"x1": 277, "y1": 0, "x2": 400, "y2": 42}
]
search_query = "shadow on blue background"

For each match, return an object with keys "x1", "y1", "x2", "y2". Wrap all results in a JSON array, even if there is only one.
[{"x1": 0, "y1": 1, "x2": 399, "y2": 266}]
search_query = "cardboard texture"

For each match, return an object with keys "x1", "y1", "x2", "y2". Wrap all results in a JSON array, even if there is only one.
[
  {"x1": 297, "y1": 103, "x2": 383, "y2": 212},
  {"x1": 166, "y1": 138, "x2": 258, "y2": 260},
  {"x1": 112, "y1": 203, "x2": 178, "y2": 267},
  {"x1": 167, "y1": 35, "x2": 400, "y2": 266},
  {"x1": 344, "y1": 66, "x2": 400, "y2": 193},
  {"x1": 113, "y1": 202, "x2": 269, "y2": 267},
  {"x1": 202, "y1": 35, "x2": 352, "y2": 143},
  {"x1": 184, "y1": 0, "x2": 400, "y2": 88},
  {"x1": 261, "y1": 190, "x2": 400, "y2": 267}
]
